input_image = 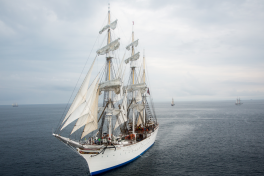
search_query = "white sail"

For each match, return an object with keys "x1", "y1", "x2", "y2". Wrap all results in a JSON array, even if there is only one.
[
  {"x1": 136, "y1": 91, "x2": 142, "y2": 102},
  {"x1": 137, "y1": 111, "x2": 144, "y2": 126},
  {"x1": 114, "y1": 92, "x2": 127, "y2": 129},
  {"x1": 137, "y1": 54, "x2": 145, "y2": 126},
  {"x1": 61, "y1": 102, "x2": 86, "y2": 130},
  {"x1": 62, "y1": 57, "x2": 96, "y2": 123},
  {"x1": 141, "y1": 53, "x2": 146, "y2": 83},
  {"x1": 97, "y1": 107, "x2": 122, "y2": 116},
  {"x1": 71, "y1": 80, "x2": 99, "y2": 134},
  {"x1": 125, "y1": 52, "x2": 140, "y2": 64},
  {"x1": 96, "y1": 38, "x2": 120, "y2": 55},
  {"x1": 113, "y1": 54, "x2": 126, "y2": 103},
  {"x1": 99, "y1": 78, "x2": 122, "y2": 94},
  {"x1": 98, "y1": 107, "x2": 121, "y2": 116},
  {"x1": 113, "y1": 85, "x2": 123, "y2": 103},
  {"x1": 61, "y1": 75, "x2": 99, "y2": 130},
  {"x1": 81, "y1": 88, "x2": 100, "y2": 139},
  {"x1": 99, "y1": 19, "x2": 118, "y2": 34},
  {"x1": 130, "y1": 104, "x2": 145, "y2": 112},
  {"x1": 126, "y1": 39, "x2": 139, "y2": 51},
  {"x1": 124, "y1": 82, "x2": 147, "y2": 93}
]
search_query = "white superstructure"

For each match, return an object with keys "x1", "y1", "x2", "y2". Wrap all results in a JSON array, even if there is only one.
[{"x1": 53, "y1": 4, "x2": 158, "y2": 175}]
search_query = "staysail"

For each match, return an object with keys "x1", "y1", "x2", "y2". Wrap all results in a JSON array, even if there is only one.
[
  {"x1": 71, "y1": 80, "x2": 100, "y2": 134},
  {"x1": 61, "y1": 75, "x2": 99, "y2": 130},
  {"x1": 62, "y1": 57, "x2": 97, "y2": 124},
  {"x1": 81, "y1": 87, "x2": 100, "y2": 139}
]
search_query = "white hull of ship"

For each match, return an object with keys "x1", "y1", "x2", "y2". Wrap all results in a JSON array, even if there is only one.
[{"x1": 79, "y1": 127, "x2": 159, "y2": 175}]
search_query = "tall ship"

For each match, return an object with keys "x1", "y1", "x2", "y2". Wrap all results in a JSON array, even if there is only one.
[
  {"x1": 235, "y1": 97, "x2": 243, "y2": 105},
  {"x1": 171, "y1": 98, "x2": 175, "y2": 106},
  {"x1": 53, "y1": 4, "x2": 158, "y2": 175},
  {"x1": 12, "y1": 103, "x2": 18, "y2": 107}
]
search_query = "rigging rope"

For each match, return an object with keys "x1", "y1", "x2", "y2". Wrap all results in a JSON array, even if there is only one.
[{"x1": 55, "y1": 13, "x2": 109, "y2": 134}]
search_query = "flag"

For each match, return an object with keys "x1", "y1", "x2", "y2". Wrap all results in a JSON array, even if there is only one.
[{"x1": 147, "y1": 88, "x2": 150, "y2": 95}]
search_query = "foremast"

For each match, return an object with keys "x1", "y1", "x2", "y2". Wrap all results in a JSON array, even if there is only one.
[
  {"x1": 107, "y1": 3, "x2": 113, "y2": 142},
  {"x1": 57, "y1": 3, "x2": 121, "y2": 142}
]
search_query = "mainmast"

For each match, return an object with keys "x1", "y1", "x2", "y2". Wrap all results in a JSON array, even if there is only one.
[
  {"x1": 131, "y1": 22, "x2": 136, "y2": 136},
  {"x1": 124, "y1": 21, "x2": 140, "y2": 136}
]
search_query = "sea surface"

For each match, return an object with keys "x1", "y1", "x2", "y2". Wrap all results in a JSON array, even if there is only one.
[{"x1": 0, "y1": 100, "x2": 264, "y2": 176}]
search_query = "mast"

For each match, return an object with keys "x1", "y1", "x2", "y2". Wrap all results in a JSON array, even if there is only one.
[
  {"x1": 143, "y1": 49, "x2": 146, "y2": 126},
  {"x1": 131, "y1": 21, "x2": 135, "y2": 136},
  {"x1": 107, "y1": 3, "x2": 112, "y2": 141}
]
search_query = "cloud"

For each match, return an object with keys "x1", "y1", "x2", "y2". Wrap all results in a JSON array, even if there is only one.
[{"x1": 1, "y1": 0, "x2": 264, "y2": 104}]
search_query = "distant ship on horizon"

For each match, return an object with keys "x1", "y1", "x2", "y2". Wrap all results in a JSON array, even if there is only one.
[
  {"x1": 12, "y1": 103, "x2": 18, "y2": 107},
  {"x1": 235, "y1": 98, "x2": 243, "y2": 105},
  {"x1": 171, "y1": 98, "x2": 175, "y2": 106}
]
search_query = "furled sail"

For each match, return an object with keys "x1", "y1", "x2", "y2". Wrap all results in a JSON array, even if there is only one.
[
  {"x1": 129, "y1": 104, "x2": 145, "y2": 112},
  {"x1": 62, "y1": 57, "x2": 96, "y2": 124},
  {"x1": 114, "y1": 92, "x2": 128, "y2": 129},
  {"x1": 71, "y1": 81, "x2": 99, "y2": 134},
  {"x1": 99, "y1": 19, "x2": 118, "y2": 34},
  {"x1": 81, "y1": 87, "x2": 100, "y2": 139},
  {"x1": 106, "y1": 108, "x2": 121, "y2": 116},
  {"x1": 125, "y1": 52, "x2": 140, "y2": 64},
  {"x1": 98, "y1": 107, "x2": 121, "y2": 116},
  {"x1": 126, "y1": 39, "x2": 139, "y2": 51},
  {"x1": 99, "y1": 78, "x2": 122, "y2": 94},
  {"x1": 61, "y1": 75, "x2": 99, "y2": 130},
  {"x1": 96, "y1": 38, "x2": 120, "y2": 55},
  {"x1": 124, "y1": 82, "x2": 147, "y2": 93}
]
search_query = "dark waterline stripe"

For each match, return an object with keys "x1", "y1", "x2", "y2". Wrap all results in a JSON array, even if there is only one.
[{"x1": 90, "y1": 142, "x2": 155, "y2": 175}]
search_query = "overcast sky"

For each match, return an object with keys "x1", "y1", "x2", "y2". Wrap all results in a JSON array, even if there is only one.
[{"x1": 1, "y1": 0, "x2": 264, "y2": 105}]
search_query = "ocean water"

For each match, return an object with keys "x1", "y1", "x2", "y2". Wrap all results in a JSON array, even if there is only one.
[{"x1": 0, "y1": 101, "x2": 264, "y2": 176}]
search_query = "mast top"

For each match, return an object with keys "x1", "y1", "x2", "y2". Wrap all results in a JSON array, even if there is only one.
[{"x1": 108, "y1": 3, "x2": 110, "y2": 12}]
